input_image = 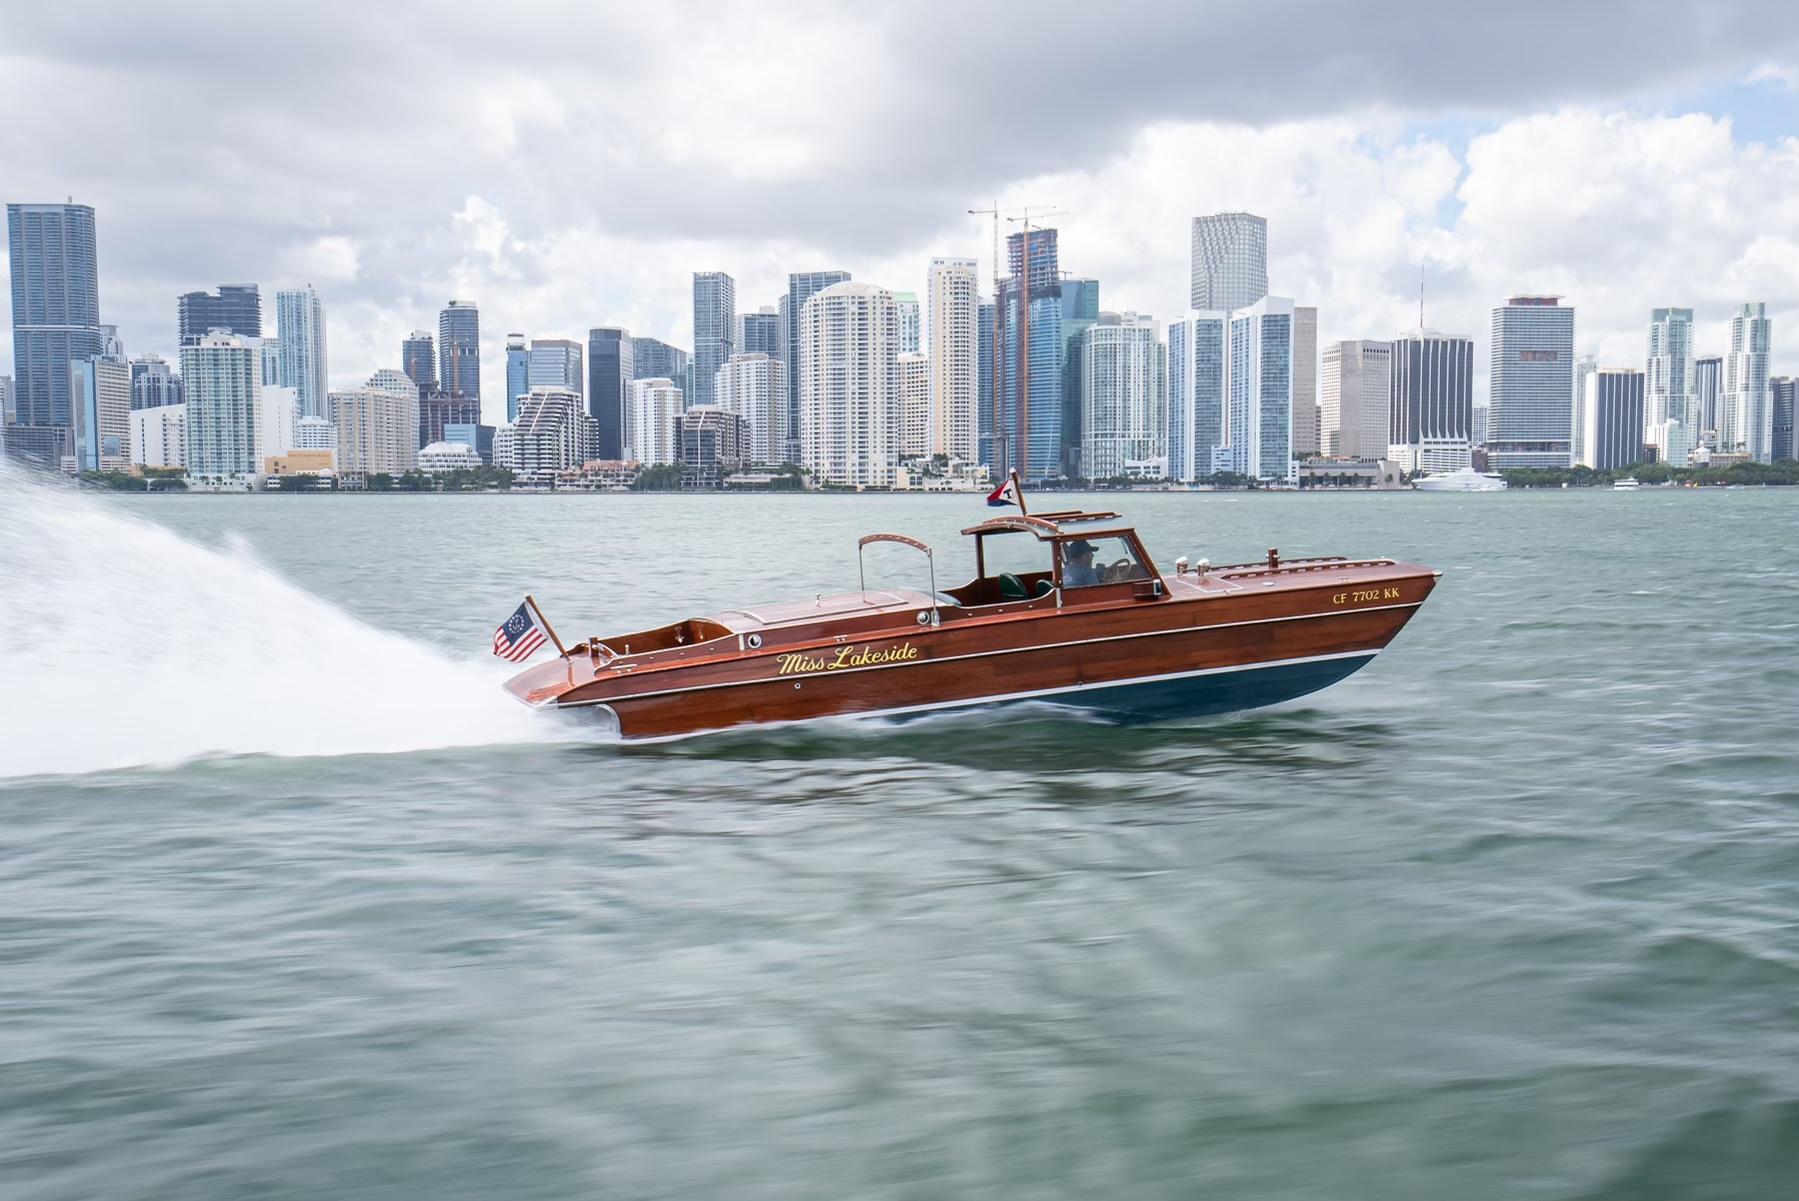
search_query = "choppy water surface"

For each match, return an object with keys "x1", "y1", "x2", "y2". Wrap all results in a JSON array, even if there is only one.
[{"x1": 2, "y1": 478, "x2": 1796, "y2": 1200}]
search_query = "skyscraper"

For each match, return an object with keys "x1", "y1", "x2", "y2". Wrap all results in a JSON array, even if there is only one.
[
  {"x1": 691, "y1": 271, "x2": 736, "y2": 409},
  {"x1": 529, "y1": 338, "x2": 583, "y2": 399},
  {"x1": 786, "y1": 270, "x2": 852, "y2": 461},
  {"x1": 70, "y1": 353, "x2": 131, "y2": 472},
  {"x1": 894, "y1": 291, "x2": 922, "y2": 355},
  {"x1": 402, "y1": 330, "x2": 438, "y2": 394},
  {"x1": 181, "y1": 330, "x2": 261, "y2": 479},
  {"x1": 1224, "y1": 296, "x2": 1294, "y2": 481},
  {"x1": 1080, "y1": 313, "x2": 1166, "y2": 480},
  {"x1": 713, "y1": 352, "x2": 785, "y2": 465},
  {"x1": 1166, "y1": 311, "x2": 1227, "y2": 481},
  {"x1": 737, "y1": 307, "x2": 782, "y2": 359},
  {"x1": 1321, "y1": 340, "x2": 1392, "y2": 460},
  {"x1": 1388, "y1": 330, "x2": 1475, "y2": 473},
  {"x1": 627, "y1": 378, "x2": 682, "y2": 466},
  {"x1": 799, "y1": 281, "x2": 900, "y2": 488},
  {"x1": 927, "y1": 257, "x2": 979, "y2": 462},
  {"x1": 1645, "y1": 307, "x2": 1695, "y2": 465},
  {"x1": 977, "y1": 299, "x2": 995, "y2": 467},
  {"x1": 587, "y1": 327, "x2": 634, "y2": 460},
  {"x1": 275, "y1": 286, "x2": 329, "y2": 421},
  {"x1": 1578, "y1": 369, "x2": 1646, "y2": 470},
  {"x1": 515, "y1": 389, "x2": 598, "y2": 484},
  {"x1": 7, "y1": 202, "x2": 102, "y2": 432},
  {"x1": 333, "y1": 369, "x2": 420, "y2": 483},
  {"x1": 505, "y1": 333, "x2": 529, "y2": 423},
  {"x1": 1722, "y1": 302, "x2": 1772, "y2": 461},
  {"x1": 438, "y1": 299, "x2": 481, "y2": 402},
  {"x1": 130, "y1": 355, "x2": 183, "y2": 410},
  {"x1": 1770, "y1": 377, "x2": 1795, "y2": 462},
  {"x1": 632, "y1": 337, "x2": 690, "y2": 395},
  {"x1": 1572, "y1": 353, "x2": 1597, "y2": 465},
  {"x1": 897, "y1": 351, "x2": 931, "y2": 458},
  {"x1": 1057, "y1": 277, "x2": 1101, "y2": 479},
  {"x1": 178, "y1": 284, "x2": 261, "y2": 345},
  {"x1": 1291, "y1": 305, "x2": 1319, "y2": 458},
  {"x1": 995, "y1": 227, "x2": 1065, "y2": 481},
  {"x1": 417, "y1": 392, "x2": 481, "y2": 450},
  {"x1": 1694, "y1": 355, "x2": 1723, "y2": 446},
  {"x1": 1, "y1": 375, "x2": 16, "y2": 424},
  {"x1": 1488, "y1": 295, "x2": 1576, "y2": 470},
  {"x1": 1190, "y1": 212, "x2": 1268, "y2": 313}
]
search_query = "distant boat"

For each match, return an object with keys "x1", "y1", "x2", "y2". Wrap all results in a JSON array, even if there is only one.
[
  {"x1": 1612, "y1": 477, "x2": 1641, "y2": 490},
  {"x1": 1413, "y1": 467, "x2": 1507, "y2": 492}
]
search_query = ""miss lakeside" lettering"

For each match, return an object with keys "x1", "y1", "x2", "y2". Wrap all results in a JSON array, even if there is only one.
[{"x1": 776, "y1": 642, "x2": 920, "y2": 675}]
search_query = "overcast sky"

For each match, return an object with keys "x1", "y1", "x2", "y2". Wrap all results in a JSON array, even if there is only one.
[{"x1": 4, "y1": 1, "x2": 1798, "y2": 423}]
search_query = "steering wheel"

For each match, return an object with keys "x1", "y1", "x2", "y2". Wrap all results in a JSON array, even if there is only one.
[
  {"x1": 998, "y1": 572, "x2": 1028, "y2": 599},
  {"x1": 1102, "y1": 558, "x2": 1133, "y2": 583}
]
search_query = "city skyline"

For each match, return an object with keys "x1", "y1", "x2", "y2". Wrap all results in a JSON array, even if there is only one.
[{"x1": 0, "y1": 5, "x2": 1795, "y2": 423}]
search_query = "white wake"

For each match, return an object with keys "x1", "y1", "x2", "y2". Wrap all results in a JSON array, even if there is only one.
[{"x1": 0, "y1": 467, "x2": 563, "y2": 778}]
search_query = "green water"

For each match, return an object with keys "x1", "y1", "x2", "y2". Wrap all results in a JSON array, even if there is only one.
[{"x1": 2, "y1": 483, "x2": 1795, "y2": 1199}]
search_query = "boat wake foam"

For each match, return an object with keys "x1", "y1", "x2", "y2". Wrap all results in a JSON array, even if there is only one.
[{"x1": 0, "y1": 467, "x2": 573, "y2": 779}]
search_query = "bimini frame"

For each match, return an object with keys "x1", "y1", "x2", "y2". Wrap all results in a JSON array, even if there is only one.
[{"x1": 858, "y1": 533, "x2": 940, "y2": 625}]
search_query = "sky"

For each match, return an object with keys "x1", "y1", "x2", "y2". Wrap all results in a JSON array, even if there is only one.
[{"x1": 3, "y1": 0, "x2": 1798, "y2": 425}]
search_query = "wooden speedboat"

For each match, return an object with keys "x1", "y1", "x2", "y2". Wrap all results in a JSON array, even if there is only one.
[{"x1": 501, "y1": 507, "x2": 1439, "y2": 740}]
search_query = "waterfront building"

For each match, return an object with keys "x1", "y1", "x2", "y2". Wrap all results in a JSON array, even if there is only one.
[
  {"x1": 8, "y1": 202, "x2": 102, "y2": 433},
  {"x1": 737, "y1": 306, "x2": 782, "y2": 359},
  {"x1": 70, "y1": 353, "x2": 131, "y2": 472},
  {"x1": 1322, "y1": 339, "x2": 1391, "y2": 460},
  {"x1": 632, "y1": 337, "x2": 691, "y2": 400},
  {"x1": 1772, "y1": 377, "x2": 1795, "y2": 462},
  {"x1": 1223, "y1": 296, "x2": 1294, "y2": 482},
  {"x1": 586, "y1": 327, "x2": 633, "y2": 459},
  {"x1": 627, "y1": 377, "x2": 682, "y2": 467},
  {"x1": 1488, "y1": 295, "x2": 1575, "y2": 470},
  {"x1": 491, "y1": 423, "x2": 517, "y2": 472},
  {"x1": 529, "y1": 338, "x2": 583, "y2": 403},
  {"x1": 927, "y1": 256, "x2": 979, "y2": 462},
  {"x1": 258, "y1": 383, "x2": 298, "y2": 462},
  {"x1": 713, "y1": 352, "x2": 786, "y2": 465},
  {"x1": 441, "y1": 421, "x2": 495, "y2": 465},
  {"x1": 418, "y1": 391, "x2": 481, "y2": 450},
  {"x1": 130, "y1": 355, "x2": 183, "y2": 410},
  {"x1": 977, "y1": 299, "x2": 995, "y2": 468},
  {"x1": 676, "y1": 406, "x2": 747, "y2": 488},
  {"x1": 1388, "y1": 330, "x2": 1474, "y2": 473},
  {"x1": 692, "y1": 271, "x2": 736, "y2": 409},
  {"x1": 331, "y1": 369, "x2": 419, "y2": 484},
  {"x1": 418, "y1": 441, "x2": 483, "y2": 474},
  {"x1": 275, "y1": 286, "x2": 329, "y2": 421},
  {"x1": 131, "y1": 402, "x2": 186, "y2": 469},
  {"x1": 295, "y1": 414, "x2": 336, "y2": 454},
  {"x1": 1291, "y1": 306, "x2": 1319, "y2": 458},
  {"x1": 897, "y1": 351, "x2": 931, "y2": 458},
  {"x1": 1473, "y1": 405, "x2": 1489, "y2": 447},
  {"x1": 178, "y1": 284, "x2": 260, "y2": 345},
  {"x1": 894, "y1": 291, "x2": 921, "y2": 355},
  {"x1": 1080, "y1": 312, "x2": 1166, "y2": 480},
  {"x1": 1722, "y1": 302, "x2": 1772, "y2": 461},
  {"x1": 1572, "y1": 354, "x2": 1597, "y2": 464},
  {"x1": 180, "y1": 330, "x2": 261, "y2": 479},
  {"x1": 1058, "y1": 277, "x2": 1102, "y2": 479},
  {"x1": 994, "y1": 227, "x2": 1065, "y2": 481},
  {"x1": 799, "y1": 281, "x2": 900, "y2": 488},
  {"x1": 261, "y1": 340, "x2": 280, "y2": 386},
  {"x1": 438, "y1": 299, "x2": 481, "y2": 402},
  {"x1": 504, "y1": 333, "x2": 528, "y2": 423},
  {"x1": 1190, "y1": 211, "x2": 1268, "y2": 313},
  {"x1": 402, "y1": 330, "x2": 437, "y2": 394},
  {"x1": 514, "y1": 388, "x2": 596, "y2": 485},
  {"x1": 1579, "y1": 368, "x2": 1646, "y2": 470},
  {"x1": 1646, "y1": 307, "x2": 1694, "y2": 465},
  {"x1": 785, "y1": 270, "x2": 852, "y2": 461},
  {"x1": 1166, "y1": 311, "x2": 1227, "y2": 481},
  {"x1": 1693, "y1": 355, "x2": 1722, "y2": 446}
]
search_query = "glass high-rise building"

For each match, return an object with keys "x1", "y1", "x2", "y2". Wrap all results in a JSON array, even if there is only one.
[
  {"x1": 178, "y1": 284, "x2": 261, "y2": 345},
  {"x1": 402, "y1": 330, "x2": 437, "y2": 394},
  {"x1": 439, "y1": 299, "x2": 481, "y2": 402},
  {"x1": 275, "y1": 286, "x2": 330, "y2": 421},
  {"x1": 994, "y1": 228, "x2": 1067, "y2": 481},
  {"x1": 893, "y1": 291, "x2": 921, "y2": 355},
  {"x1": 586, "y1": 328, "x2": 633, "y2": 460},
  {"x1": 691, "y1": 271, "x2": 735, "y2": 409},
  {"x1": 737, "y1": 308, "x2": 782, "y2": 360},
  {"x1": 1388, "y1": 330, "x2": 1474, "y2": 473},
  {"x1": 1694, "y1": 355, "x2": 1723, "y2": 447},
  {"x1": 1224, "y1": 296, "x2": 1294, "y2": 482},
  {"x1": 1190, "y1": 212, "x2": 1268, "y2": 313},
  {"x1": 1578, "y1": 369, "x2": 1646, "y2": 470},
  {"x1": 7, "y1": 202, "x2": 102, "y2": 431},
  {"x1": 977, "y1": 300, "x2": 995, "y2": 468},
  {"x1": 504, "y1": 333, "x2": 528, "y2": 423},
  {"x1": 1167, "y1": 311, "x2": 1228, "y2": 481},
  {"x1": 1057, "y1": 277, "x2": 1101, "y2": 479},
  {"x1": 130, "y1": 355, "x2": 183, "y2": 410},
  {"x1": 785, "y1": 271, "x2": 851, "y2": 461},
  {"x1": 632, "y1": 337, "x2": 690, "y2": 396},
  {"x1": 1769, "y1": 377, "x2": 1794, "y2": 462},
  {"x1": 1488, "y1": 295, "x2": 1576, "y2": 470},
  {"x1": 529, "y1": 339, "x2": 583, "y2": 399}
]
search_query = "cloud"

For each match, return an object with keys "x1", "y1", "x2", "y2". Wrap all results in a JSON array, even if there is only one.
[{"x1": 1, "y1": 2, "x2": 1797, "y2": 416}]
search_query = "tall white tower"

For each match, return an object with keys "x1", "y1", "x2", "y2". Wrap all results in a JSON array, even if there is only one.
[
  {"x1": 275, "y1": 286, "x2": 329, "y2": 422},
  {"x1": 927, "y1": 256, "x2": 979, "y2": 461},
  {"x1": 1190, "y1": 212, "x2": 1268, "y2": 313},
  {"x1": 1722, "y1": 302, "x2": 1772, "y2": 462},
  {"x1": 1646, "y1": 307, "x2": 1694, "y2": 465},
  {"x1": 800, "y1": 281, "x2": 901, "y2": 488}
]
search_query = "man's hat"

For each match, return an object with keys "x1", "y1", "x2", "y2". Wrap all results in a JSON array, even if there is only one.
[{"x1": 1067, "y1": 540, "x2": 1098, "y2": 556}]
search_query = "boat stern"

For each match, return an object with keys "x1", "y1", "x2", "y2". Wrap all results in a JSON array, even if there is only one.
[{"x1": 501, "y1": 654, "x2": 598, "y2": 708}]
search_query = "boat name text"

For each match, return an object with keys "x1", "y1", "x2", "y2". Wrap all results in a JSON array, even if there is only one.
[
  {"x1": 1334, "y1": 587, "x2": 1402, "y2": 605},
  {"x1": 777, "y1": 643, "x2": 921, "y2": 674}
]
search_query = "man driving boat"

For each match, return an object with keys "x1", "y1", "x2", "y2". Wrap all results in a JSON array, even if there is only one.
[{"x1": 1062, "y1": 539, "x2": 1101, "y2": 588}]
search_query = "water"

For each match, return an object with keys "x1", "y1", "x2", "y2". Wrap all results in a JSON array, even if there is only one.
[{"x1": 2, "y1": 475, "x2": 1796, "y2": 1200}]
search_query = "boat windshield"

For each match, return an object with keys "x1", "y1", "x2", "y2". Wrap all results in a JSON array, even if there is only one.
[{"x1": 1060, "y1": 535, "x2": 1149, "y2": 588}]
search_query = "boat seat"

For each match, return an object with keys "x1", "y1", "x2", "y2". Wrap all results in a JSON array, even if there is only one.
[{"x1": 998, "y1": 572, "x2": 1027, "y2": 599}]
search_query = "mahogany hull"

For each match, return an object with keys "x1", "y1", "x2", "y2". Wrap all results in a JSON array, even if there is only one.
[{"x1": 507, "y1": 564, "x2": 1438, "y2": 741}]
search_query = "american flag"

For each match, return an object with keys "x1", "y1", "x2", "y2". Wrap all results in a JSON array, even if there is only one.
[{"x1": 492, "y1": 601, "x2": 547, "y2": 663}]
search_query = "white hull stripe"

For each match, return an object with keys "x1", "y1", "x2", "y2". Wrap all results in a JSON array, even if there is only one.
[
  {"x1": 596, "y1": 650, "x2": 1380, "y2": 742},
  {"x1": 554, "y1": 602, "x2": 1420, "y2": 709}
]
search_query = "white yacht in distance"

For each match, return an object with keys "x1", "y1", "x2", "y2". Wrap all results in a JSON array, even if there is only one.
[
  {"x1": 1612, "y1": 477, "x2": 1641, "y2": 490},
  {"x1": 1412, "y1": 467, "x2": 1508, "y2": 492}
]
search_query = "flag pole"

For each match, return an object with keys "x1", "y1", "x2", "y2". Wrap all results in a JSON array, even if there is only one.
[
  {"x1": 1012, "y1": 469, "x2": 1028, "y2": 516},
  {"x1": 525, "y1": 593, "x2": 569, "y2": 658}
]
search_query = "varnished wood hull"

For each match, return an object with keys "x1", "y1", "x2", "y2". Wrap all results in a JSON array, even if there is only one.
[{"x1": 505, "y1": 563, "x2": 1438, "y2": 740}]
